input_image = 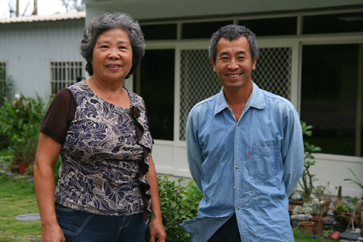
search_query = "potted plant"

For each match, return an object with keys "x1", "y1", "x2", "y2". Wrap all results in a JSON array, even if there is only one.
[
  {"x1": 289, "y1": 121, "x2": 323, "y2": 214},
  {"x1": 298, "y1": 121, "x2": 322, "y2": 202},
  {"x1": 311, "y1": 200, "x2": 326, "y2": 235},
  {"x1": 0, "y1": 94, "x2": 47, "y2": 175},
  {"x1": 311, "y1": 182, "x2": 332, "y2": 216},
  {"x1": 291, "y1": 203, "x2": 312, "y2": 229},
  {"x1": 298, "y1": 203, "x2": 315, "y2": 235}
]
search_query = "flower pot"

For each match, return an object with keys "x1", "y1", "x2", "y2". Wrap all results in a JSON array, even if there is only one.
[
  {"x1": 311, "y1": 216, "x2": 326, "y2": 235},
  {"x1": 18, "y1": 162, "x2": 29, "y2": 175},
  {"x1": 288, "y1": 199, "x2": 304, "y2": 214},
  {"x1": 290, "y1": 214, "x2": 311, "y2": 228},
  {"x1": 299, "y1": 221, "x2": 315, "y2": 235},
  {"x1": 330, "y1": 231, "x2": 340, "y2": 240},
  {"x1": 10, "y1": 161, "x2": 19, "y2": 173},
  {"x1": 311, "y1": 199, "x2": 332, "y2": 216}
]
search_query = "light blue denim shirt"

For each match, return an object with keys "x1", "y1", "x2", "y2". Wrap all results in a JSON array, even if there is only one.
[{"x1": 181, "y1": 83, "x2": 304, "y2": 242}]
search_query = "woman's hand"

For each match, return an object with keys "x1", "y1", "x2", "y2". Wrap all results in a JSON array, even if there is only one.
[
  {"x1": 149, "y1": 216, "x2": 166, "y2": 242},
  {"x1": 145, "y1": 155, "x2": 167, "y2": 242},
  {"x1": 41, "y1": 223, "x2": 65, "y2": 242}
]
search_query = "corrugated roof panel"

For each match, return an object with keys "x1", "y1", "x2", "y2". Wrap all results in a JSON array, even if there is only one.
[{"x1": 0, "y1": 12, "x2": 86, "y2": 24}]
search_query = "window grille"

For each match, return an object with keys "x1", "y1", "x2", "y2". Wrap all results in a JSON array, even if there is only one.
[
  {"x1": 0, "y1": 62, "x2": 6, "y2": 95},
  {"x1": 179, "y1": 50, "x2": 221, "y2": 140},
  {"x1": 253, "y1": 47, "x2": 292, "y2": 100},
  {"x1": 50, "y1": 61, "x2": 83, "y2": 95},
  {"x1": 179, "y1": 47, "x2": 292, "y2": 141}
]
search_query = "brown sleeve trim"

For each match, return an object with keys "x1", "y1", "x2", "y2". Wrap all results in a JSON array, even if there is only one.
[{"x1": 40, "y1": 89, "x2": 76, "y2": 144}]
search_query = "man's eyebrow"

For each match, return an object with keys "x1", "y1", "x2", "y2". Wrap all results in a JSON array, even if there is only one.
[
  {"x1": 218, "y1": 51, "x2": 230, "y2": 57},
  {"x1": 218, "y1": 51, "x2": 247, "y2": 56}
]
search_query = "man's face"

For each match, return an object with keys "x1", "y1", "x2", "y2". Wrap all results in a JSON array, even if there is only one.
[{"x1": 211, "y1": 36, "x2": 257, "y2": 91}]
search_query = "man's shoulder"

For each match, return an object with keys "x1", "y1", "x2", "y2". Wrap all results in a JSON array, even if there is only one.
[
  {"x1": 260, "y1": 89, "x2": 295, "y2": 112},
  {"x1": 189, "y1": 93, "x2": 219, "y2": 115}
]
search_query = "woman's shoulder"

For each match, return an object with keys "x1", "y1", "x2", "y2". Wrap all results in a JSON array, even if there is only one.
[{"x1": 127, "y1": 89, "x2": 145, "y2": 107}]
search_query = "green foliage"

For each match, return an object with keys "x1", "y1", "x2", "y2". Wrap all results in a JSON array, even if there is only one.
[
  {"x1": 0, "y1": 174, "x2": 41, "y2": 242},
  {"x1": 0, "y1": 70, "x2": 14, "y2": 107},
  {"x1": 0, "y1": 94, "x2": 49, "y2": 166},
  {"x1": 54, "y1": 156, "x2": 61, "y2": 183},
  {"x1": 344, "y1": 167, "x2": 363, "y2": 191},
  {"x1": 292, "y1": 227, "x2": 330, "y2": 241},
  {"x1": 299, "y1": 121, "x2": 322, "y2": 201},
  {"x1": 147, "y1": 175, "x2": 203, "y2": 242},
  {"x1": 335, "y1": 203, "x2": 350, "y2": 213}
]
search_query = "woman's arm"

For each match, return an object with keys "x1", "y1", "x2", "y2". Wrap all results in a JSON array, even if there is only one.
[
  {"x1": 34, "y1": 132, "x2": 65, "y2": 242},
  {"x1": 145, "y1": 155, "x2": 167, "y2": 242}
]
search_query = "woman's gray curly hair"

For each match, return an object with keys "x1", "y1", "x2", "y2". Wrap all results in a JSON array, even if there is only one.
[{"x1": 79, "y1": 12, "x2": 145, "y2": 79}]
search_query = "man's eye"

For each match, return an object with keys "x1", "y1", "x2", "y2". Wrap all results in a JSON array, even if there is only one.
[{"x1": 101, "y1": 45, "x2": 108, "y2": 48}]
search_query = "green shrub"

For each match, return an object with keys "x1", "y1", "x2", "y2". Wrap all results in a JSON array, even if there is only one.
[
  {"x1": 146, "y1": 175, "x2": 203, "y2": 242},
  {"x1": 0, "y1": 94, "x2": 49, "y2": 168}
]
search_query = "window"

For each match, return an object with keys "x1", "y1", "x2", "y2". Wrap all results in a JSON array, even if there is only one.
[
  {"x1": 50, "y1": 61, "x2": 83, "y2": 96},
  {"x1": 141, "y1": 24, "x2": 177, "y2": 40},
  {"x1": 301, "y1": 44, "x2": 363, "y2": 157},
  {"x1": 303, "y1": 12, "x2": 363, "y2": 34},
  {"x1": 0, "y1": 62, "x2": 6, "y2": 95},
  {"x1": 182, "y1": 21, "x2": 233, "y2": 39},
  {"x1": 134, "y1": 50, "x2": 175, "y2": 140},
  {"x1": 238, "y1": 17, "x2": 297, "y2": 36}
]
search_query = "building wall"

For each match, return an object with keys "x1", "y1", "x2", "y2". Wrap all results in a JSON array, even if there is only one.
[{"x1": 0, "y1": 19, "x2": 85, "y2": 103}]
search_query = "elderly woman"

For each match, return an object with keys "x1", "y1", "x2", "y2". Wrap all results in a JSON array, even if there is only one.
[{"x1": 34, "y1": 13, "x2": 166, "y2": 242}]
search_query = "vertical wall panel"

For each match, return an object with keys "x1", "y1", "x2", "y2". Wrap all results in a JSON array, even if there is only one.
[{"x1": 0, "y1": 18, "x2": 85, "y2": 103}]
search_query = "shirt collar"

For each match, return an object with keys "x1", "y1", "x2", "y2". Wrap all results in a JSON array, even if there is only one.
[{"x1": 214, "y1": 82, "x2": 267, "y2": 116}]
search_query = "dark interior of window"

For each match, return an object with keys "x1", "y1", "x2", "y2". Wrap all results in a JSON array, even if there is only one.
[
  {"x1": 301, "y1": 44, "x2": 362, "y2": 156},
  {"x1": 303, "y1": 12, "x2": 363, "y2": 34},
  {"x1": 134, "y1": 49, "x2": 175, "y2": 140},
  {"x1": 141, "y1": 24, "x2": 177, "y2": 40},
  {"x1": 238, "y1": 17, "x2": 297, "y2": 36},
  {"x1": 182, "y1": 21, "x2": 233, "y2": 39}
]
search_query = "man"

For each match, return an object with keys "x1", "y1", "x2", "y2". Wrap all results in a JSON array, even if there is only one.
[{"x1": 181, "y1": 25, "x2": 304, "y2": 242}]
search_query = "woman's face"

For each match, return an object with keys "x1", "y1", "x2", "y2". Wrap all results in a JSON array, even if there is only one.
[{"x1": 91, "y1": 29, "x2": 133, "y2": 83}]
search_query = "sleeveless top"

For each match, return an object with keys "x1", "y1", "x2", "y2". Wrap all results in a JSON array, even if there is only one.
[{"x1": 41, "y1": 80, "x2": 152, "y2": 218}]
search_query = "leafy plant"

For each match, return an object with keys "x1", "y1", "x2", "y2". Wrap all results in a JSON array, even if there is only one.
[
  {"x1": 0, "y1": 94, "x2": 49, "y2": 166},
  {"x1": 299, "y1": 121, "x2": 322, "y2": 201},
  {"x1": 293, "y1": 203, "x2": 313, "y2": 219},
  {"x1": 147, "y1": 175, "x2": 203, "y2": 242},
  {"x1": 0, "y1": 70, "x2": 14, "y2": 107},
  {"x1": 312, "y1": 182, "x2": 331, "y2": 202},
  {"x1": 344, "y1": 168, "x2": 363, "y2": 191}
]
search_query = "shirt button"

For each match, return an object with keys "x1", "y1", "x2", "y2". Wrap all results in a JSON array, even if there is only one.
[
  {"x1": 236, "y1": 206, "x2": 240, "y2": 210},
  {"x1": 235, "y1": 165, "x2": 239, "y2": 169},
  {"x1": 234, "y1": 186, "x2": 236, "y2": 189}
]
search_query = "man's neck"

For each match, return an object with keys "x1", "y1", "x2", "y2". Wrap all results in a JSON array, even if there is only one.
[{"x1": 223, "y1": 81, "x2": 253, "y2": 122}]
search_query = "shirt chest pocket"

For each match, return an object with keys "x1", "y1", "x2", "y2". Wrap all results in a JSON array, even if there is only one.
[{"x1": 247, "y1": 145, "x2": 281, "y2": 181}]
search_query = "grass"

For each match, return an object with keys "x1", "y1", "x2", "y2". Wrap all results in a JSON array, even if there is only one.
[
  {"x1": 0, "y1": 174, "x2": 41, "y2": 242},
  {"x1": 0, "y1": 172, "x2": 332, "y2": 242}
]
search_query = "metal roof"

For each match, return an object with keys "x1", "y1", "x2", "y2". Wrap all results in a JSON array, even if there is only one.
[{"x1": 0, "y1": 11, "x2": 86, "y2": 24}]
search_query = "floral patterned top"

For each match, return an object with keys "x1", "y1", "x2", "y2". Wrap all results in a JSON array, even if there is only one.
[{"x1": 41, "y1": 80, "x2": 152, "y2": 218}]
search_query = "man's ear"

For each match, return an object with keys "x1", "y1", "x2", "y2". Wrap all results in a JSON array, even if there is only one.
[
  {"x1": 210, "y1": 58, "x2": 216, "y2": 72},
  {"x1": 252, "y1": 57, "x2": 257, "y2": 70}
]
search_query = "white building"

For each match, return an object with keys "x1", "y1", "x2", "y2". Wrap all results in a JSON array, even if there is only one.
[
  {"x1": 0, "y1": 12, "x2": 86, "y2": 100},
  {"x1": 1, "y1": 0, "x2": 363, "y2": 197}
]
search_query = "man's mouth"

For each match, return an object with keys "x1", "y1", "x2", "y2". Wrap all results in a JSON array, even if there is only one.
[{"x1": 227, "y1": 74, "x2": 240, "y2": 78}]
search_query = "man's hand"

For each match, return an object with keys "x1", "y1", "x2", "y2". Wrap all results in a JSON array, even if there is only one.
[{"x1": 149, "y1": 218, "x2": 167, "y2": 242}]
